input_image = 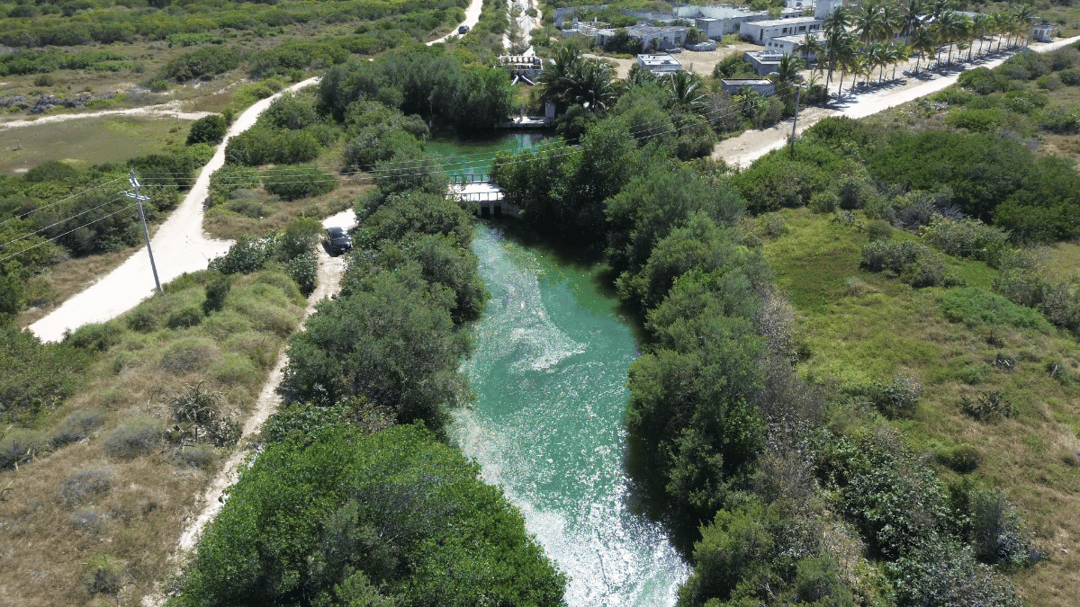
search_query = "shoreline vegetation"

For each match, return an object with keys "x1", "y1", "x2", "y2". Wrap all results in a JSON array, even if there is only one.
[{"x1": 2, "y1": 1, "x2": 1080, "y2": 605}]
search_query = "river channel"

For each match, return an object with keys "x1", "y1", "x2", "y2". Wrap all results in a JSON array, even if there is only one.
[{"x1": 453, "y1": 225, "x2": 688, "y2": 606}]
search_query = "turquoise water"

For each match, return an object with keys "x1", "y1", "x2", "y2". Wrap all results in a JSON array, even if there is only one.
[
  {"x1": 427, "y1": 132, "x2": 545, "y2": 181},
  {"x1": 454, "y1": 226, "x2": 688, "y2": 606}
]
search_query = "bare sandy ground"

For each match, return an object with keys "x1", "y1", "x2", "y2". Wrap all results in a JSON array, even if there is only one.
[
  {"x1": 28, "y1": 77, "x2": 320, "y2": 342},
  {"x1": 713, "y1": 35, "x2": 1080, "y2": 168},
  {"x1": 0, "y1": 99, "x2": 213, "y2": 130}
]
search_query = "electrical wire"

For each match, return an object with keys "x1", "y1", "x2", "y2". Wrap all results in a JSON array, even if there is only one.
[{"x1": 0, "y1": 201, "x2": 138, "y2": 265}]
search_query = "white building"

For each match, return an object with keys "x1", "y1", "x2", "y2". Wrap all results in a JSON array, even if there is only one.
[
  {"x1": 742, "y1": 17, "x2": 823, "y2": 46},
  {"x1": 720, "y1": 78, "x2": 776, "y2": 95},
  {"x1": 767, "y1": 31, "x2": 826, "y2": 56},
  {"x1": 637, "y1": 54, "x2": 682, "y2": 73}
]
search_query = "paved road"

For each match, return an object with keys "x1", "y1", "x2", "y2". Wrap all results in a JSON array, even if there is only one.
[{"x1": 713, "y1": 35, "x2": 1080, "y2": 168}]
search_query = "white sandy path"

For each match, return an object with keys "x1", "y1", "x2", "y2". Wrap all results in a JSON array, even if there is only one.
[
  {"x1": 28, "y1": 77, "x2": 321, "y2": 342},
  {"x1": 713, "y1": 35, "x2": 1080, "y2": 168},
  {"x1": 0, "y1": 100, "x2": 213, "y2": 130},
  {"x1": 429, "y1": 0, "x2": 485, "y2": 46}
]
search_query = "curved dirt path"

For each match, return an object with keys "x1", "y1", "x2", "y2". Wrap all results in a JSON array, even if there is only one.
[
  {"x1": 429, "y1": 0, "x2": 485, "y2": 46},
  {"x1": 28, "y1": 77, "x2": 320, "y2": 342},
  {"x1": 713, "y1": 35, "x2": 1080, "y2": 168},
  {"x1": 0, "y1": 100, "x2": 213, "y2": 130}
]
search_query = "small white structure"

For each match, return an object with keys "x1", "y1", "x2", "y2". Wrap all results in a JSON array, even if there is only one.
[
  {"x1": 768, "y1": 31, "x2": 825, "y2": 56},
  {"x1": 1033, "y1": 22, "x2": 1058, "y2": 43},
  {"x1": 744, "y1": 50, "x2": 784, "y2": 76},
  {"x1": 687, "y1": 40, "x2": 718, "y2": 52},
  {"x1": 720, "y1": 78, "x2": 776, "y2": 96},
  {"x1": 638, "y1": 53, "x2": 683, "y2": 73},
  {"x1": 694, "y1": 18, "x2": 724, "y2": 39},
  {"x1": 742, "y1": 17, "x2": 822, "y2": 46},
  {"x1": 815, "y1": 0, "x2": 843, "y2": 19}
]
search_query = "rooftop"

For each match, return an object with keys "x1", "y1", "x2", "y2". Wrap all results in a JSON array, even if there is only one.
[
  {"x1": 746, "y1": 16, "x2": 822, "y2": 27},
  {"x1": 638, "y1": 54, "x2": 682, "y2": 67}
]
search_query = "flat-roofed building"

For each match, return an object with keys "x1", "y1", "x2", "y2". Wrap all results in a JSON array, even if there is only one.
[
  {"x1": 742, "y1": 16, "x2": 822, "y2": 45},
  {"x1": 744, "y1": 50, "x2": 784, "y2": 76},
  {"x1": 720, "y1": 78, "x2": 776, "y2": 96},
  {"x1": 637, "y1": 53, "x2": 683, "y2": 73}
]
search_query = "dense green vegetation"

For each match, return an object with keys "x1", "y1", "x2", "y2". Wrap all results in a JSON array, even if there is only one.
[
  {"x1": 486, "y1": 38, "x2": 1080, "y2": 607},
  {"x1": 176, "y1": 423, "x2": 564, "y2": 607}
]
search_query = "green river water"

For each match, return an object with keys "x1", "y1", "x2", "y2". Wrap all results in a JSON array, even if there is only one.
[{"x1": 453, "y1": 225, "x2": 688, "y2": 606}]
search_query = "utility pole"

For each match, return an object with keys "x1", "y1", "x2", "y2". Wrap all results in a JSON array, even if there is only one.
[
  {"x1": 125, "y1": 170, "x2": 162, "y2": 293},
  {"x1": 789, "y1": 85, "x2": 801, "y2": 158}
]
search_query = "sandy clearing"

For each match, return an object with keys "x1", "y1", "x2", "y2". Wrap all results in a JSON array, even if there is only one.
[
  {"x1": 28, "y1": 77, "x2": 321, "y2": 343},
  {"x1": 0, "y1": 99, "x2": 214, "y2": 130},
  {"x1": 713, "y1": 35, "x2": 1080, "y2": 168}
]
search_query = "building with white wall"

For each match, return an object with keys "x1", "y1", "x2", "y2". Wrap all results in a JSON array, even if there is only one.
[{"x1": 742, "y1": 17, "x2": 822, "y2": 46}]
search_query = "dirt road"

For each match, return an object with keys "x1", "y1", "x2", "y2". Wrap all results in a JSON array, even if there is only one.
[
  {"x1": 713, "y1": 35, "x2": 1080, "y2": 168},
  {"x1": 28, "y1": 77, "x2": 320, "y2": 343},
  {"x1": 429, "y1": 0, "x2": 485, "y2": 46}
]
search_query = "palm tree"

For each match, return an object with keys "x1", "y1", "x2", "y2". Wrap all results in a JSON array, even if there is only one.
[
  {"x1": 774, "y1": 54, "x2": 806, "y2": 85},
  {"x1": 825, "y1": 29, "x2": 855, "y2": 97},
  {"x1": 882, "y1": 2, "x2": 901, "y2": 42},
  {"x1": 1013, "y1": 3, "x2": 1038, "y2": 48},
  {"x1": 868, "y1": 41, "x2": 888, "y2": 83},
  {"x1": 539, "y1": 43, "x2": 584, "y2": 106},
  {"x1": 823, "y1": 4, "x2": 852, "y2": 37},
  {"x1": 848, "y1": 53, "x2": 869, "y2": 93},
  {"x1": 669, "y1": 70, "x2": 704, "y2": 111},
  {"x1": 910, "y1": 25, "x2": 935, "y2": 74},
  {"x1": 970, "y1": 14, "x2": 987, "y2": 60},
  {"x1": 939, "y1": 11, "x2": 969, "y2": 65},
  {"x1": 797, "y1": 32, "x2": 824, "y2": 65},
  {"x1": 564, "y1": 58, "x2": 616, "y2": 112},
  {"x1": 900, "y1": 0, "x2": 928, "y2": 38},
  {"x1": 890, "y1": 41, "x2": 910, "y2": 79},
  {"x1": 855, "y1": 0, "x2": 888, "y2": 45}
]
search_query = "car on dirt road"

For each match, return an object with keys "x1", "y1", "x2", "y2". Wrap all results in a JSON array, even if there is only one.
[
  {"x1": 458, "y1": 25, "x2": 470, "y2": 34},
  {"x1": 326, "y1": 226, "x2": 352, "y2": 255}
]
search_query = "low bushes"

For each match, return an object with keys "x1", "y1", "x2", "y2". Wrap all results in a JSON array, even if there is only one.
[
  {"x1": 103, "y1": 417, "x2": 165, "y2": 459},
  {"x1": 60, "y1": 468, "x2": 113, "y2": 508}
]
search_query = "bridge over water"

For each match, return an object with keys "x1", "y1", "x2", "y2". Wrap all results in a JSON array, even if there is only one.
[{"x1": 448, "y1": 174, "x2": 515, "y2": 218}]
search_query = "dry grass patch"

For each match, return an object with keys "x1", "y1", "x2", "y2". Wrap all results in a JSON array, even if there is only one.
[{"x1": 0, "y1": 267, "x2": 306, "y2": 606}]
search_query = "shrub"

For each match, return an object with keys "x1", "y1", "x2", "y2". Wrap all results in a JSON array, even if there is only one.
[
  {"x1": 126, "y1": 307, "x2": 158, "y2": 332},
  {"x1": 103, "y1": 417, "x2": 164, "y2": 459},
  {"x1": 263, "y1": 164, "x2": 337, "y2": 202},
  {"x1": 51, "y1": 409, "x2": 105, "y2": 446},
  {"x1": 81, "y1": 554, "x2": 124, "y2": 595},
  {"x1": 0, "y1": 428, "x2": 49, "y2": 469},
  {"x1": 961, "y1": 391, "x2": 1014, "y2": 423},
  {"x1": 166, "y1": 306, "x2": 203, "y2": 329},
  {"x1": 279, "y1": 217, "x2": 323, "y2": 260},
  {"x1": 808, "y1": 190, "x2": 840, "y2": 213},
  {"x1": 872, "y1": 374, "x2": 922, "y2": 418},
  {"x1": 284, "y1": 252, "x2": 318, "y2": 296},
  {"x1": 921, "y1": 217, "x2": 1009, "y2": 264},
  {"x1": 867, "y1": 220, "x2": 893, "y2": 242},
  {"x1": 60, "y1": 468, "x2": 112, "y2": 507},
  {"x1": 65, "y1": 321, "x2": 124, "y2": 351},
  {"x1": 209, "y1": 235, "x2": 279, "y2": 275},
  {"x1": 1039, "y1": 107, "x2": 1080, "y2": 134},
  {"x1": 187, "y1": 114, "x2": 228, "y2": 145},
  {"x1": 861, "y1": 240, "x2": 924, "y2": 273},
  {"x1": 175, "y1": 444, "x2": 218, "y2": 470},
  {"x1": 203, "y1": 272, "x2": 232, "y2": 314},
  {"x1": 938, "y1": 444, "x2": 982, "y2": 474},
  {"x1": 887, "y1": 537, "x2": 1021, "y2": 607},
  {"x1": 1059, "y1": 68, "x2": 1080, "y2": 86},
  {"x1": 71, "y1": 509, "x2": 108, "y2": 535}
]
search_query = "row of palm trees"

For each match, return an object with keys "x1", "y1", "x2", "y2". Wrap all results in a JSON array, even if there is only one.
[{"x1": 796, "y1": 0, "x2": 1040, "y2": 98}]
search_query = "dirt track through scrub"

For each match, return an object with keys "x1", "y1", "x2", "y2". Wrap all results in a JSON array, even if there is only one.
[{"x1": 144, "y1": 210, "x2": 355, "y2": 606}]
